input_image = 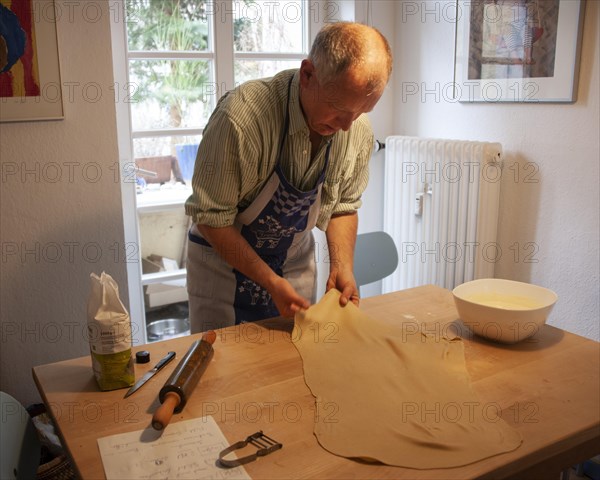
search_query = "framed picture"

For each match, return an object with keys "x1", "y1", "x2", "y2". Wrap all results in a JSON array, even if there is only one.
[
  {"x1": 0, "y1": 0, "x2": 64, "y2": 122},
  {"x1": 454, "y1": 0, "x2": 585, "y2": 103}
]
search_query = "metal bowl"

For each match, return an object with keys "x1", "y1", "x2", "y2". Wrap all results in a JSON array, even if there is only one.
[{"x1": 146, "y1": 318, "x2": 190, "y2": 342}]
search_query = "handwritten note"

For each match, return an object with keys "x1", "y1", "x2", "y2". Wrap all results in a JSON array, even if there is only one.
[{"x1": 97, "y1": 416, "x2": 251, "y2": 480}]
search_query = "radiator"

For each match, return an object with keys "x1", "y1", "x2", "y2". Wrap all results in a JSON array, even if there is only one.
[{"x1": 382, "y1": 136, "x2": 503, "y2": 292}]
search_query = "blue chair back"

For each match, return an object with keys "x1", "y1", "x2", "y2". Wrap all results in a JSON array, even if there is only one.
[{"x1": 353, "y1": 231, "x2": 399, "y2": 291}]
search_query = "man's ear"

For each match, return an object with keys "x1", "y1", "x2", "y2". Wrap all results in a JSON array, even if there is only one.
[{"x1": 299, "y1": 59, "x2": 316, "y2": 87}]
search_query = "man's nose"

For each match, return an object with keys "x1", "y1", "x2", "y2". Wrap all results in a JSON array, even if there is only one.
[{"x1": 335, "y1": 112, "x2": 356, "y2": 131}]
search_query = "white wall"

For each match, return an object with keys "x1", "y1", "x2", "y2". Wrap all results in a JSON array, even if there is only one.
[
  {"x1": 392, "y1": 0, "x2": 599, "y2": 340},
  {"x1": 0, "y1": 2, "x2": 127, "y2": 405}
]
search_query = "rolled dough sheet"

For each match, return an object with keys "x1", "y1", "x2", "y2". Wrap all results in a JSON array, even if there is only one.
[{"x1": 292, "y1": 289, "x2": 522, "y2": 469}]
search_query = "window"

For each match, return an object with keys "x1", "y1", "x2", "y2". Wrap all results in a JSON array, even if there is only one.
[
  {"x1": 120, "y1": 0, "x2": 317, "y2": 342},
  {"x1": 126, "y1": 1, "x2": 310, "y2": 176},
  {"x1": 233, "y1": 0, "x2": 308, "y2": 83}
]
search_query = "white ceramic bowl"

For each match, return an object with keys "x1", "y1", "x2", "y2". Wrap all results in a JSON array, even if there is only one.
[{"x1": 452, "y1": 278, "x2": 558, "y2": 344}]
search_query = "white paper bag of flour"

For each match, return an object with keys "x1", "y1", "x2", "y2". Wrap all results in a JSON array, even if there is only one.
[{"x1": 87, "y1": 272, "x2": 134, "y2": 391}]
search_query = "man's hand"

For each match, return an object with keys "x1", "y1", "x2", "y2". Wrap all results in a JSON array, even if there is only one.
[
  {"x1": 267, "y1": 276, "x2": 311, "y2": 317},
  {"x1": 325, "y1": 212, "x2": 359, "y2": 308},
  {"x1": 198, "y1": 224, "x2": 310, "y2": 318},
  {"x1": 326, "y1": 268, "x2": 359, "y2": 307}
]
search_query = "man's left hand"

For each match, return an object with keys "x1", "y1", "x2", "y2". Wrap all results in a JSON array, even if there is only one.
[{"x1": 326, "y1": 269, "x2": 359, "y2": 307}]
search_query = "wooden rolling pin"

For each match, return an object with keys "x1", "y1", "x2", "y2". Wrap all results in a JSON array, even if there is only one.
[{"x1": 152, "y1": 331, "x2": 216, "y2": 430}]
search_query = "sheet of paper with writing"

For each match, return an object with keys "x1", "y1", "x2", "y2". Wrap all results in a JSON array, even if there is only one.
[{"x1": 97, "y1": 416, "x2": 250, "y2": 480}]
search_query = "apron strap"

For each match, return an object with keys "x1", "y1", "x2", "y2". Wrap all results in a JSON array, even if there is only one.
[{"x1": 276, "y1": 76, "x2": 294, "y2": 164}]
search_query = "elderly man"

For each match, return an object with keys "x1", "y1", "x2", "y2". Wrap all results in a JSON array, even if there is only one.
[{"x1": 185, "y1": 22, "x2": 392, "y2": 332}]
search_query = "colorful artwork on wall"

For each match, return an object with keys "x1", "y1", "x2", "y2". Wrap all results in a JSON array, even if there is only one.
[
  {"x1": 454, "y1": 0, "x2": 585, "y2": 102},
  {"x1": 0, "y1": 0, "x2": 41, "y2": 97},
  {"x1": 0, "y1": 0, "x2": 63, "y2": 121}
]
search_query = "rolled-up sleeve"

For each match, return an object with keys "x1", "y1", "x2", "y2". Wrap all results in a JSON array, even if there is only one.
[
  {"x1": 317, "y1": 115, "x2": 374, "y2": 230},
  {"x1": 331, "y1": 133, "x2": 372, "y2": 215}
]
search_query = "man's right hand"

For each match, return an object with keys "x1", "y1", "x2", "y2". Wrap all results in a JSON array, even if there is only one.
[
  {"x1": 198, "y1": 224, "x2": 309, "y2": 318},
  {"x1": 266, "y1": 275, "x2": 311, "y2": 318}
]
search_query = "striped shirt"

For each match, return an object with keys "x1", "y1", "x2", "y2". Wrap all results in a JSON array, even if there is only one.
[{"x1": 185, "y1": 69, "x2": 374, "y2": 231}]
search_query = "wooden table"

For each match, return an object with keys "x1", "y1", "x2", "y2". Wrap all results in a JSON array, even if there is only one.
[{"x1": 33, "y1": 285, "x2": 600, "y2": 479}]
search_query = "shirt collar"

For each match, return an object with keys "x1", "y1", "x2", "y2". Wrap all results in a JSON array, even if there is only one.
[
  {"x1": 288, "y1": 70, "x2": 306, "y2": 137},
  {"x1": 287, "y1": 70, "x2": 333, "y2": 144}
]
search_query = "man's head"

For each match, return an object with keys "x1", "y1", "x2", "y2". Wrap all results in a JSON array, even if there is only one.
[{"x1": 299, "y1": 22, "x2": 392, "y2": 136}]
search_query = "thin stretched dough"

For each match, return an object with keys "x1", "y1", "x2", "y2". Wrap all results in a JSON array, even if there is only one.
[{"x1": 292, "y1": 289, "x2": 522, "y2": 469}]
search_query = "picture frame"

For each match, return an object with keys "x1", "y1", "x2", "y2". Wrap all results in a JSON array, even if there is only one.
[
  {"x1": 0, "y1": 0, "x2": 64, "y2": 122},
  {"x1": 453, "y1": 0, "x2": 585, "y2": 103}
]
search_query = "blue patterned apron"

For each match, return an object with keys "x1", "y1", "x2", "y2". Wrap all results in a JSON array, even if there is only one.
[{"x1": 187, "y1": 78, "x2": 331, "y2": 332}]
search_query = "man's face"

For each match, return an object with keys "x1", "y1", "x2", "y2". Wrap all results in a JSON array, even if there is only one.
[{"x1": 299, "y1": 60, "x2": 384, "y2": 137}]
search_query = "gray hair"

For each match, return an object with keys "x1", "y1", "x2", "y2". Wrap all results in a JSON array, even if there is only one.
[{"x1": 308, "y1": 22, "x2": 392, "y2": 93}]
